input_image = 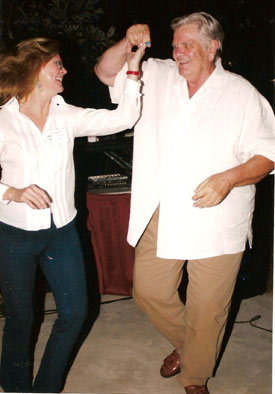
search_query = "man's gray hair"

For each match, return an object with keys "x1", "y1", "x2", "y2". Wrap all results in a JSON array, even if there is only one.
[{"x1": 171, "y1": 12, "x2": 225, "y2": 59}]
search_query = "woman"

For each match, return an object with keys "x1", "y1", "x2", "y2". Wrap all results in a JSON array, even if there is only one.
[{"x1": 0, "y1": 37, "x2": 146, "y2": 392}]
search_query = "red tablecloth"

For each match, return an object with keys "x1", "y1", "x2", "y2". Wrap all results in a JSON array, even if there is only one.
[{"x1": 86, "y1": 192, "x2": 134, "y2": 296}]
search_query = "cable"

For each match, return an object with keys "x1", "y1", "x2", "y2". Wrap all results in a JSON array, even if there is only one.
[
  {"x1": 100, "y1": 296, "x2": 132, "y2": 305},
  {"x1": 1, "y1": 301, "x2": 271, "y2": 334},
  {"x1": 44, "y1": 309, "x2": 58, "y2": 315},
  {"x1": 235, "y1": 314, "x2": 272, "y2": 333},
  {"x1": 38, "y1": 310, "x2": 272, "y2": 333}
]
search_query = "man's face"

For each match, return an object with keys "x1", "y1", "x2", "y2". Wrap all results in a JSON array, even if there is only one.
[{"x1": 172, "y1": 23, "x2": 216, "y2": 84}]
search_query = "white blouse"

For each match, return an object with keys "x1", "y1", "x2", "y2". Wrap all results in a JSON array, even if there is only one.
[
  {"x1": 110, "y1": 59, "x2": 275, "y2": 259},
  {"x1": 0, "y1": 78, "x2": 141, "y2": 230}
]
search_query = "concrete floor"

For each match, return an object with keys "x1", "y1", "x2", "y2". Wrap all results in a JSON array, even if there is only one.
[{"x1": 0, "y1": 287, "x2": 272, "y2": 394}]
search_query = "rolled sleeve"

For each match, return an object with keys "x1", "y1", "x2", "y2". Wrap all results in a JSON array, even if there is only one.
[
  {"x1": 109, "y1": 63, "x2": 128, "y2": 104},
  {"x1": 238, "y1": 88, "x2": 275, "y2": 166}
]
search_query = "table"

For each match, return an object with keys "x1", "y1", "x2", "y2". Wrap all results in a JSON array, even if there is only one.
[{"x1": 86, "y1": 192, "x2": 135, "y2": 296}]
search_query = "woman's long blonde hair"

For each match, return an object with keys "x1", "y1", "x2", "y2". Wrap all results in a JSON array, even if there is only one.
[{"x1": 0, "y1": 37, "x2": 60, "y2": 105}]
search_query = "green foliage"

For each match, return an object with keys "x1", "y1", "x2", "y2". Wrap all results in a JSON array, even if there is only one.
[{"x1": 1, "y1": 0, "x2": 115, "y2": 71}]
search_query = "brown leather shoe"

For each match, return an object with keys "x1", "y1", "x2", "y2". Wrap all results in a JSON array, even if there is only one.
[
  {"x1": 160, "y1": 349, "x2": 180, "y2": 378},
  {"x1": 185, "y1": 385, "x2": 209, "y2": 394}
]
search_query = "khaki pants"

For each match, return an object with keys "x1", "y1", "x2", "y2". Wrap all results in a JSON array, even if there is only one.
[{"x1": 133, "y1": 207, "x2": 243, "y2": 387}]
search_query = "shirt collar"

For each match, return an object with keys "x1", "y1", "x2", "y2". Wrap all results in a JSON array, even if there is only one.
[
  {"x1": 198, "y1": 58, "x2": 225, "y2": 92},
  {"x1": 174, "y1": 58, "x2": 226, "y2": 100},
  {"x1": 1, "y1": 97, "x2": 19, "y2": 109},
  {"x1": 51, "y1": 94, "x2": 65, "y2": 106}
]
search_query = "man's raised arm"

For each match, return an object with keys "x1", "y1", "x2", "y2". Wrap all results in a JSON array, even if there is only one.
[{"x1": 94, "y1": 24, "x2": 151, "y2": 87}]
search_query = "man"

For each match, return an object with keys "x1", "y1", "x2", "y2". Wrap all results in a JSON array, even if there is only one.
[{"x1": 95, "y1": 12, "x2": 275, "y2": 394}]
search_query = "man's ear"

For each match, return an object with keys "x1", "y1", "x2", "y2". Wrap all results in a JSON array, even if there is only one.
[{"x1": 208, "y1": 39, "x2": 219, "y2": 61}]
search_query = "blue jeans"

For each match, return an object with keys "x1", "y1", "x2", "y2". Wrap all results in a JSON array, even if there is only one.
[{"x1": 0, "y1": 218, "x2": 88, "y2": 392}]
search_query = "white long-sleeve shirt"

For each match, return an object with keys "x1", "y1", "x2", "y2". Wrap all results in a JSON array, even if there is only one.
[
  {"x1": 0, "y1": 78, "x2": 140, "y2": 230},
  {"x1": 110, "y1": 59, "x2": 275, "y2": 259}
]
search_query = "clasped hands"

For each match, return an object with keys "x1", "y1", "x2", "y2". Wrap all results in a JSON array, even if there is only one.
[
  {"x1": 126, "y1": 24, "x2": 151, "y2": 48},
  {"x1": 126, "y1": 24, "x2": 151, "y2": 68}
]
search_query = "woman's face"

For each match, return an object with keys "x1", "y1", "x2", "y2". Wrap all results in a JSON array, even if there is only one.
[{"x1": 38, "y1": 54, "x2": 67, "y2": 96}]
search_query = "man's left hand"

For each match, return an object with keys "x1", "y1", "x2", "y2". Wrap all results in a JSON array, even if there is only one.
[{"x1": 192, "y1": 173, "x2": 232, "y2": 208}]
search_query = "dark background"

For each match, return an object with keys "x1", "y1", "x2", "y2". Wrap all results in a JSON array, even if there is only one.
[
  {"x1": 1, "y1": 0, "x2": 274, "y2": 106},
  {"x1": 0, "y1": 0, "x2": 274, "y2": 299},
  {"x1": 100, "y1": 0, "x2": 274, "y2": 101}
]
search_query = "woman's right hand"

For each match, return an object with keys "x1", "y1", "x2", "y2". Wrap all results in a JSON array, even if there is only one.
[
  {"x1": 126, "y1": 43, "x2": 147, "y2": 74},
  {"x1": 3, "y1": 184, "x2": 52, "y2": 209}
]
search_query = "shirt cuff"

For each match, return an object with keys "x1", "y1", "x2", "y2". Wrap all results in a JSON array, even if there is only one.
[
  {"x1": 123, "y1": 78, "x2": 141, "y2": 96},
  {"x1": 0, "y1": 184, "x2": 11, "y2": 204},
  {"x1": 109, "y1": 63, "x2": 128, "y2": 104}
]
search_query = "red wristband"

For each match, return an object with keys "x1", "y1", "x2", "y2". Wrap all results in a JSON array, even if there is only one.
[{"x1": 126, "y1": 71, "x2": 140, "y2": 76}]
